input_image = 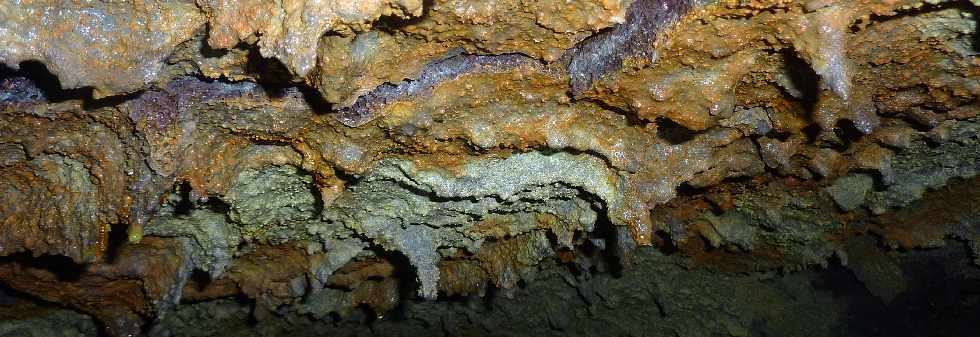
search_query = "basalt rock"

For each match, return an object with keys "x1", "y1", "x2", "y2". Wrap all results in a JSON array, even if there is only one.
[{"x1": 0, "y1": 0, "x2": 978, "y2": 336}]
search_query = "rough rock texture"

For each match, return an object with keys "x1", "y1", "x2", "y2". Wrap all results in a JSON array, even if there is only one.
[
  {"x1": 0, "y1": 0, "x2": 204, "y2": 97},
  {"x1": 0, "y1": 0, "x2": 978, "y2": 336}
]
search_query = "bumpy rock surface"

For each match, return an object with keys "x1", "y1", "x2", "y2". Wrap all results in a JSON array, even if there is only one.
[{"x1": 0, "y1": 0, "x2": 978, "y2": 336}]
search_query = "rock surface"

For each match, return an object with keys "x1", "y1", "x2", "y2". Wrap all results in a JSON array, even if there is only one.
[{"x1": 0, "y1": 0, "x2": 978, "y2": 336}]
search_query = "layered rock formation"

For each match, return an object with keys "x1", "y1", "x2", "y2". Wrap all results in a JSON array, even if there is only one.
[{"x1": 0, "y1": 0, "x2": 978, "y2": 336}]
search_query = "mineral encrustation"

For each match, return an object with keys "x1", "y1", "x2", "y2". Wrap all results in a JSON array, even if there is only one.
[{"x1": 1, "y1": 0, "x2": 978, "y2": 336}]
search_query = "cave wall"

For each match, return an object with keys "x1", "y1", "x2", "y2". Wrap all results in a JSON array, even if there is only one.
[{"x1": 0, "y1": 0, "x2": 978, "y2": 336}]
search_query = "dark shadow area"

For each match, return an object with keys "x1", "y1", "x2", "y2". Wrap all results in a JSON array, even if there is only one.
[
  {"x1": 0, "y1": 61, "x2": 140, "y2": 110},
  {"x1": 652, "y1": 230, "x2": 679, "y2": 255},
  {"x1": 802, "y1": 123, "x2": 823, "y2": 143},
  {"x1": 170, "y1": 180, "x2": 232, "y2": 215},
  {"x1": 243, "y1": 47, "x2": 294, "y2": 88},
  {"x1": 821, "y1": 241, "x2": 980, "y2": 337},
  {"x1": 241, "y1": 45, "x2": 333, "y2": 115},
  {"x1": 834, "y1": 119, "x2": 866, "y2": 146},
  {"x1": 103, "y1": 222, "x2": 130, "y2": 264},
  {"x1": 373, "y1": 0, "x2": 434, "y2": 31},
  {"x1": 674, "y1": 181, "x2": 706, "y2": 197},
  {"x1": 243, "y1": 295, "x2": 260, "y2": 328},
  {"x1": 199, "y1": 38, "x2": 231, "y2": 59},
  {"x1": 366, "y1": 248, "x2": 417, "y2": 322},
  {"x1": 766, "y1": 130, "x2": 794, "y2": 142},
  {"x1": 655, "y1": 117, "x2": 697, "y2": 145},
  {"x1": 297, "y1": 84, "x2": 333, "y2": 115},
  {"x1": 0, "y1": 252, "x2": 86, "y2": 282},
  {"x1": 2, "y1": 40, "x2": 336, "y2": 117},
  {"x1": 201, "y1": 195, "x2": 232, "y2": 214},
  {"x1": 0, "y1": 61, "x2": 89, "y2": 103},
  {"x1": 189, "y1": 269, "x2": 214, "y2": 292},
  {"x1": 779, "y1": 49, "x2": 821, "y2": 135},
  {"x1": 585, "y1": 211, "x2": 628, "y2": 277},
  {"x1": 173, "y1": 181, "x2": 195, "y2": 216}
]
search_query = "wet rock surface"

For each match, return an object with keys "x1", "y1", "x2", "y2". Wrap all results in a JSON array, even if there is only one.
[{"x1": 0, "y1": 0, "x2": 978, "y2": 336}]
